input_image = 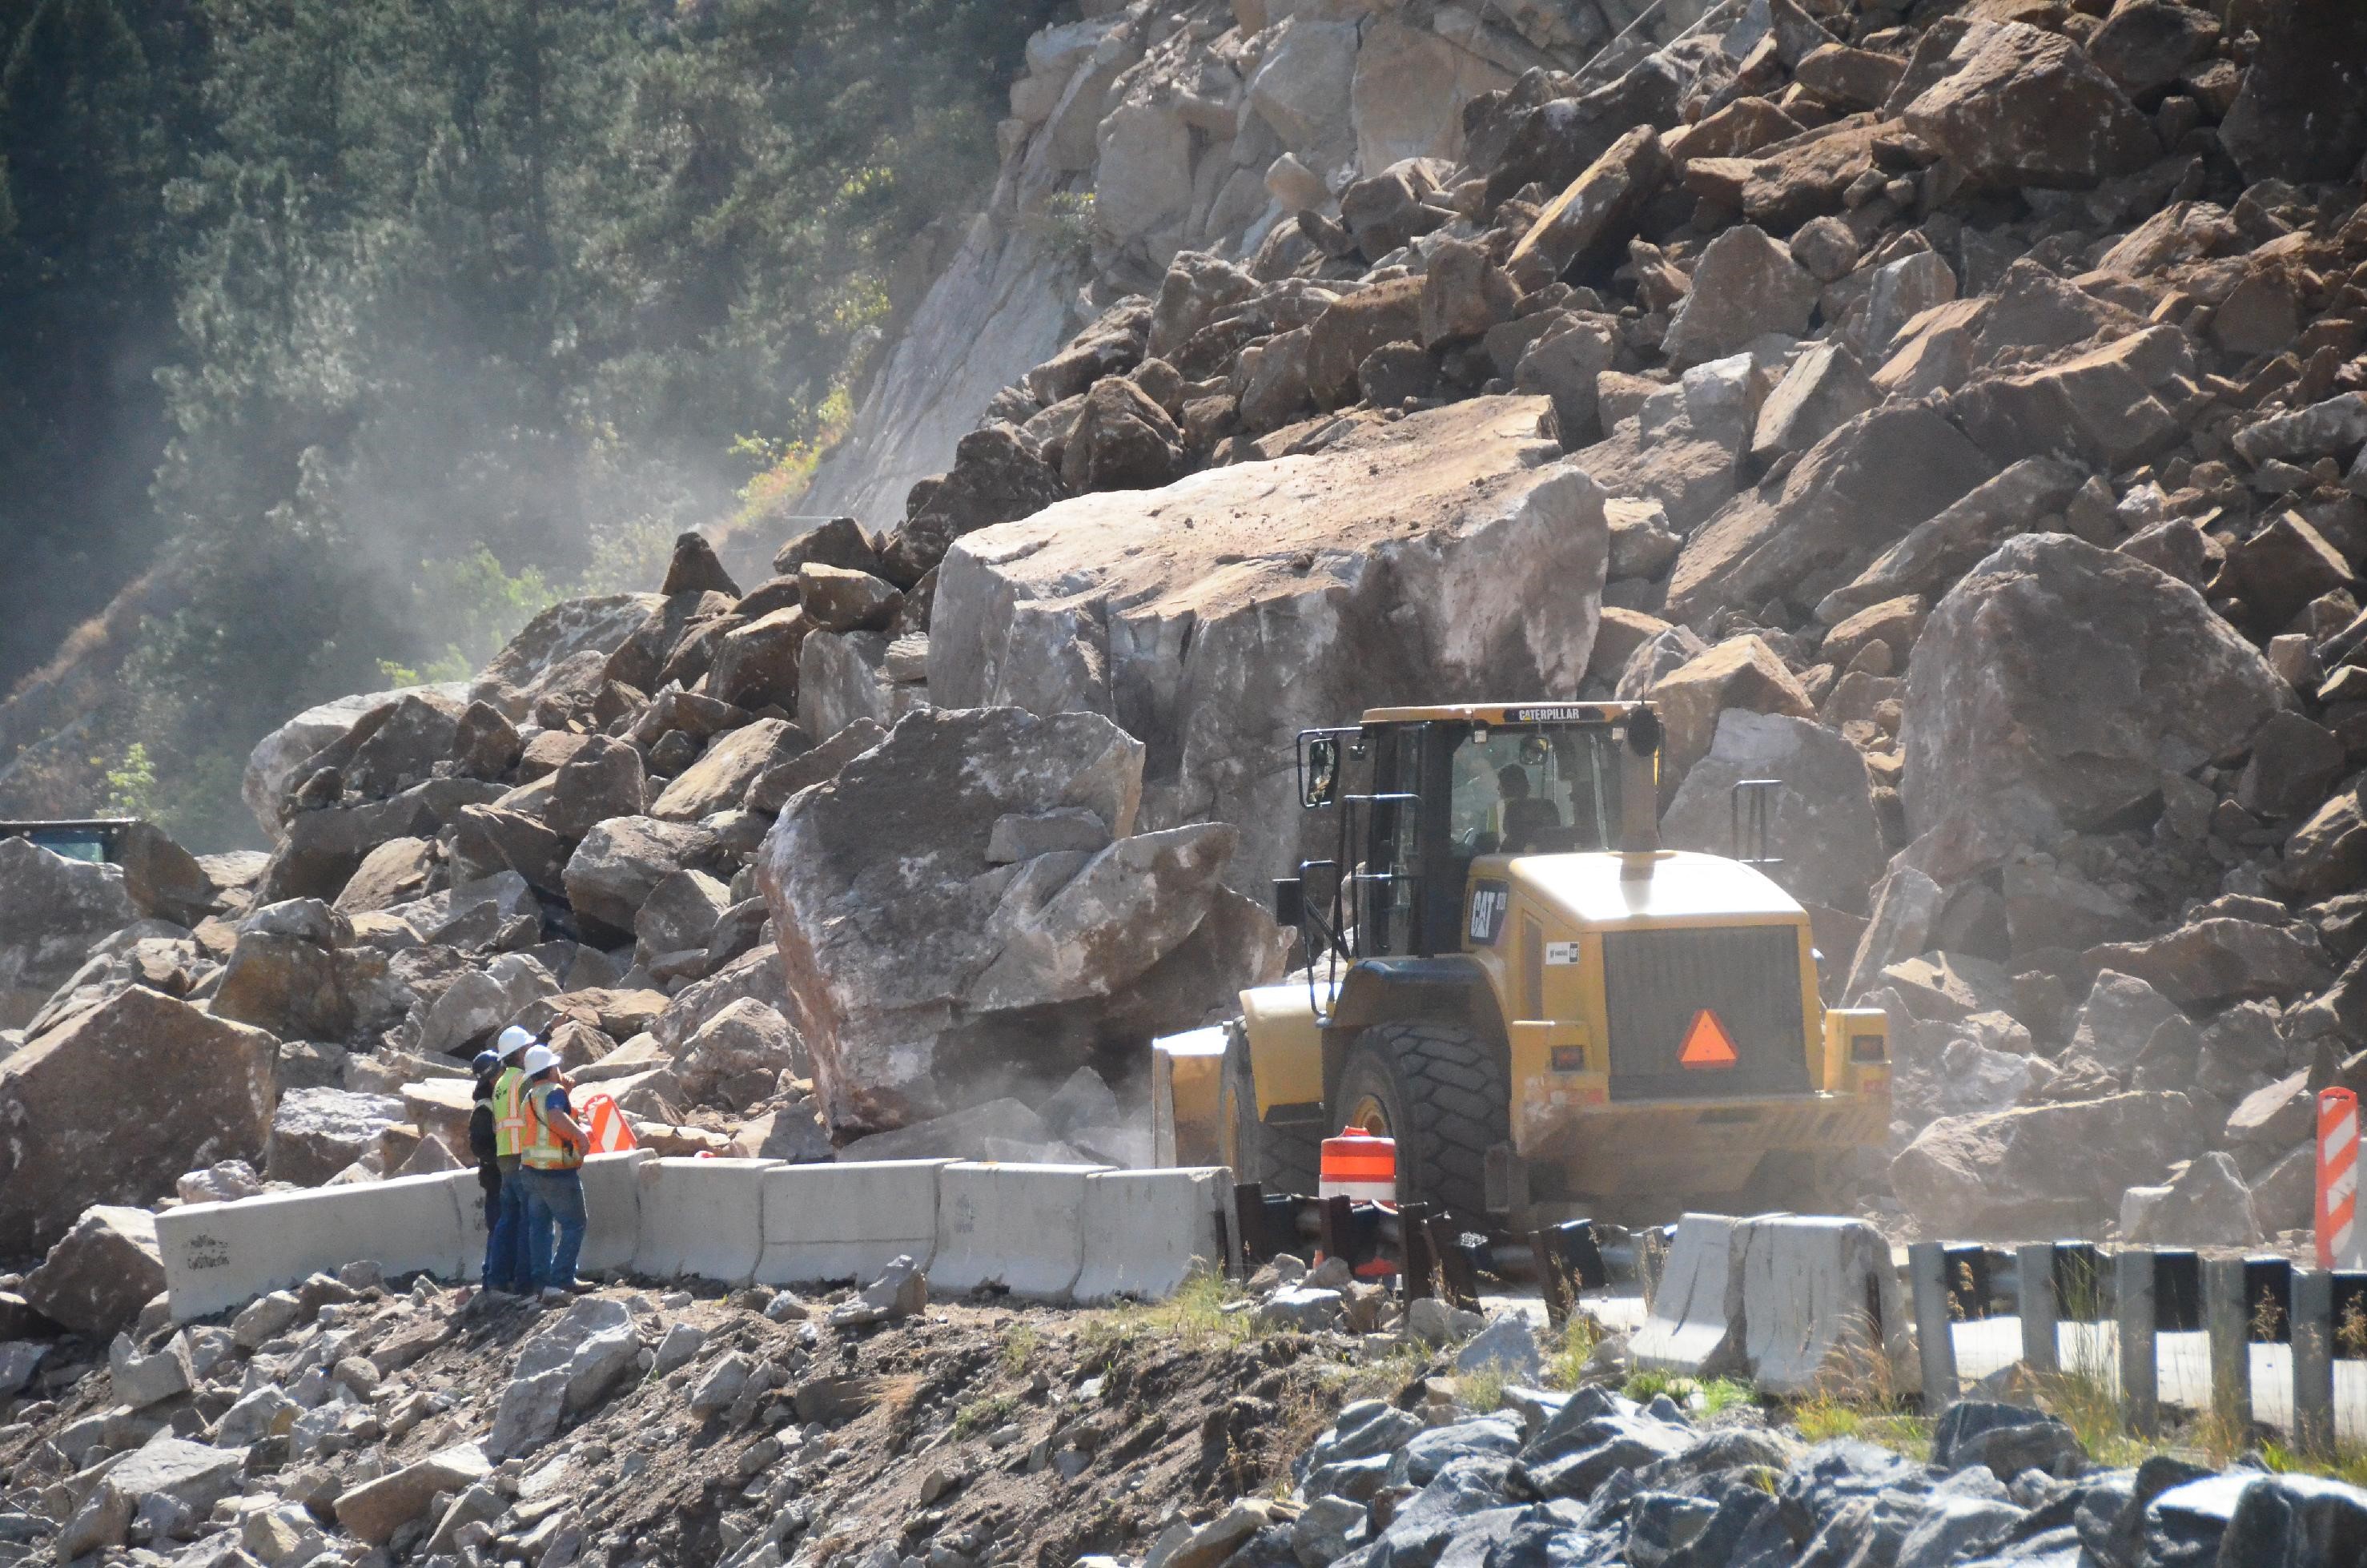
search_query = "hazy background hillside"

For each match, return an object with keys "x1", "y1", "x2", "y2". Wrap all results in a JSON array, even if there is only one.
[{"x1": 0, "y1": 0, "x2": 1062, "y2": 846}]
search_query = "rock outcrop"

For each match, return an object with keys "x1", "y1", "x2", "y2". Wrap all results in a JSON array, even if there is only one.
[{"x1": 758, "y1": 706, "x2": 1285, "y2": 1135}]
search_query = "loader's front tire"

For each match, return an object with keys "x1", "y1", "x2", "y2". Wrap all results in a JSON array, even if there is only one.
[
  {"x1": 1222, "y1": 1019, "x2": 1320, "y2": 1196},
  {"x1": 1335, "y1": 1019, "x2": 1507, "y2": 1223}
]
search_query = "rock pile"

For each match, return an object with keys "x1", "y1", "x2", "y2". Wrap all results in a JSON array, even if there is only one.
[
  {"x1": 11, "y1": 1239, "x2": 2358, "y2": 1568},
  {"x1": 806, "y1": 0, "x2": 2367, "y2": 1248},
  {"x1": 0, "y1": 1256, "x2": 1360, "y2": 1568},
  {"x1": 0, "y1": 524, "x2": 1284, "y2": 1318}
]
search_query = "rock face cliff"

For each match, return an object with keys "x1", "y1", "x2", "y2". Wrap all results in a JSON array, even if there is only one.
[{"x1": 804, "y1": 0, "x2": 1709, "y2": 521}]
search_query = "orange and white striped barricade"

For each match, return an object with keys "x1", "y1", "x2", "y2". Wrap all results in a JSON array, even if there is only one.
[
  {"x1": 1320, "y1": 1127, "x2": 1396, "y2": 1204},
  {"x1": 2317, "y1": 1088, "x2": 2361, "y2": 1270},
  {"x1": 1319, "y1": 1127, "x2": 1397, "y2": 1278},
  {"x1": 579, "y1": 1092, "x2": 639, "y2": 1155}
]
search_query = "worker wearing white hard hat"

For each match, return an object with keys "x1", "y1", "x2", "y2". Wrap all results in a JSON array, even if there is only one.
[
  {"x1": 481, "y1": 1024, "x2": 544, "y2": 1297},
  {"x1": 516, "y1": 1041, "x2": 593, "y2": 1302}
]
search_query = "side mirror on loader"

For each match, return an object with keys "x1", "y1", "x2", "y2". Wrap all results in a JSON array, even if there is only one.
[
  {"x1": 1300, "y1": 735, "x2": 1340, "y2": 807},
  {"x1": 1272, "y1": 877, "x2": 1305, "y2": 930}
]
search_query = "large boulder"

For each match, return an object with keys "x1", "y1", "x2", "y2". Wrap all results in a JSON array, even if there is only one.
[
  {"x1": 758, "y1": 706, "x2": 1287, "y2": 1136},
  {"x1": 674, "y1": 998, "x2": 806, "y2": 1110},
  {"x1": 2216, "y1": 0, "x2": 2367, "y2": 185},
  {"x1": 1643, "y1": 637, "x2": 1816, "y2": 804},
  {"x1": 267, "y1": 1088, "x2": 407, "y2": 1186},
  {"x1": 1660, "y1": 225, "x2": 1817, "y2": 370},
  {"x1": 474, "y1": 594, "x2": 665, "y2": 708},
  {"x1": 1891, "y1": 1092, "x2": 2198, "y2": 1236},
  {"x1": 1903, "y1": 534, "x2": 2288, "y2": 843},
  {"x1": 562, "y1": 818, "x2": 723, "y2": 941},
  {"x1": 1901, "y1": 22, "x2": 2156, "y2": 189},
  {"x1": 1660, "y1": 711, "x2": 1883, "y2": 916},
  {"x1": 0, "y1": 837, "x2": 138, "y2": 1029},
  {"x1": 242, "y1": 681, "x2": 469, "y2": 839},
  {"x1": 1664, "y1": 405, "x2": 1996, "y2": 627},
  {"x1": 930, "y1": 396, "x2": 1609, "y2": 891},
  {"x1": 213, "y1": 900, "x2": 357, "y2": 1042},
  {"x1": 0, "y1": 988, "x2": 277, "y2": 1252},
  {"x1": 20, "y1": 1204, "x2": 166, "y2": 1338}
]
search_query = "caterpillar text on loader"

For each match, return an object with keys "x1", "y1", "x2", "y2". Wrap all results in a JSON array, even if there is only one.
[{"x1": 1152, "y1": 702, "x2": 1891, "y2": 1226}]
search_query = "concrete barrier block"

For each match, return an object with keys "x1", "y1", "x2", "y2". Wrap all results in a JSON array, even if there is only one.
[
  {"x1": 1073, "y1": 1168, "x2": 1230, "y2": 1304},
  {"x1": 754, "y1": 1160, "x2": 950, "y2": 1287},
  {"x1": 630, "y1": 1158, "x2": 777, "y2": 1284},
  {"x1": 930, "y1": 1162, "x2": 1107, "y2": 1301},
  {"x1": 1629, "y1": 1212, "x2": 1746, "y2": 1380},
  {"x1": 159, "y1": 1174, "x2": 466, "y2": 1321},
  {"x1": 577, "y1": 1152, "x2": 648, "y2": 1276},
  {"x1": 448, "y1": 1172, "x2": 491, "y2": 1282},
  {"x1": 1738, "y1": 1216, "x2": 1916, "y2": 1397}
]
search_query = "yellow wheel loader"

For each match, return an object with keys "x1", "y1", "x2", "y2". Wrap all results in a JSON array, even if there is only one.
[{"x1": 1152, "y1": 702, "x2": 1892, "y2": 1226}]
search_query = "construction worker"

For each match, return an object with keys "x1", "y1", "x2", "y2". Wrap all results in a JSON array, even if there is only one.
[
  {"x1": 485, "y1": 1025, "x2": 538, "y2": 1296},
  {"x1": 516, "y1": 1043, "x2": 593, "y2": 1302},
  {"x1": 469, "y1": 1050, "x2": 508, "y2": 1292}
]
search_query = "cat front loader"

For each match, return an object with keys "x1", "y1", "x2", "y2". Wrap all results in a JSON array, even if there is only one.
[{"x1": 1153, "y1": 701, "x2": 1891, "y2": 1226}]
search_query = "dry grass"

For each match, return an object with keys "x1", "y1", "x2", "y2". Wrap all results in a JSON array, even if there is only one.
[
  {"x1": 1541, "y1": 1315, "x2": 1601, "y2": 1391},
  {"x1": 1077, "y1": 1268, "x2": 1258, "y2": 1357}
]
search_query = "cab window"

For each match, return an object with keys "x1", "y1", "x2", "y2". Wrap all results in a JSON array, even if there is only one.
[{"x1": 1449, "y1": 726, "x2": 1619, "y2": 854}]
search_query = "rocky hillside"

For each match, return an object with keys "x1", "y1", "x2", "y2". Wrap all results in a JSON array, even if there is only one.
[
  {"x1": 812, "y1": 0, "x2": 2367, "y2": 1257},
  {"x1": 3, "y1": 0, "x2": 2367, "y2": 1353}
]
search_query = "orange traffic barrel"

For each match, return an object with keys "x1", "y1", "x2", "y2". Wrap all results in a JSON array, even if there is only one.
[{"x1": 1320, "y1": 1126, "x2": 1397, "y2": 1204}]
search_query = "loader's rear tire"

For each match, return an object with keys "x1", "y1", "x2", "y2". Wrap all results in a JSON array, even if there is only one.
[
  {"x1": 1336, "y1": 1019, "x2": 1507, "y2": 1223},
  {"x1": 1223, "y1": 1020, "x2": 1320, "y2": 1196}
]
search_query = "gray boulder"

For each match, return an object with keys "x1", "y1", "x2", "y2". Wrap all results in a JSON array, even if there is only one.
[
  {"x1": 929, "y1": 396, "x2": 1608, "y2": 893},
  {"x1": 0, "y1": 837, "x2": 138, "y2": 1030},
  {"x1": 267, "y1": 1088, "x2": 407, "y2": 1187},
  {"x1": 1660, "y1": 710, "x2": 1882, "y2": 916},
  {"x1": 760, "y1": 706, "x2": 1285, "y2": 1136},
  {"x1": 1, "y1": 988, "x2": 276, "y2": 1253},
  {"x1": 1891, "y1": 1092, "x2": 2199, "y2": 1236},
  {"x1": 1904, "y1": 534, "x2": 2286, "y2": 846}
]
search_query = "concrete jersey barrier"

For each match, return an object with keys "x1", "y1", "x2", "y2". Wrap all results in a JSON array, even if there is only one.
[
  {"x1": 1073, "y1": 1168, "x2": 1229, "y2": 1303},
  {"x1": 754, "y1": 1160, "x2": 950, "y2": 1286},
  {"x1": 930, "y1": 1162, "x2": 1108, "y2": 1300},
  {"x1": 1630, "y1": 1212, "x2": 1746, "y2": 1379},
  {"x1": 159, "y1": 1172, "x2": 469, "y2": 1320},
  {"x1": 630, "y1": 1158, "x2": 778, "y2": 1284},
  {"x1": 159, "y1": 1154, "x2": 1228, "y2": 1320},
  {"x1": 1737, "y1": 1214, "x2": 1917, "y2": 1396}
]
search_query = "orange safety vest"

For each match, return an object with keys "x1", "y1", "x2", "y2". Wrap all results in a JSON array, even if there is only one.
[
  {"x1": 520, "y1": 1080, "x2": 585, "y2": 1171},
  {"x1": 493, "y1": 1067, "x2": 529, "y2": 1158}
]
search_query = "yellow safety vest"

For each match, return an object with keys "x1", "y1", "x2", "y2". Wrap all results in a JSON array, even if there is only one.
[
  {"x1": 494, "y1": 1067, "x2": 528, "y2": 1159},
  {"x1": 520, "y1": 1082, "x2": 584, "y2": 1171}
]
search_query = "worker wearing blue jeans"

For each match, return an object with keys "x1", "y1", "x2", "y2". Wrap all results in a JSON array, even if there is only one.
[
  {"x1": 515, "y1": 1043, "x2": 591, "y2": 1301},
  {"x1": 483, "y1": 1028, "x2": 539, "y2": 1293}
]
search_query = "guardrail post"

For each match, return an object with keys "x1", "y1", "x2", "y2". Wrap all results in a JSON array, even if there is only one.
[
  {"x1": 2203, "y1": 1254, "x2": 2251, "y2": 1439},
  {"x1": 1530, "y1": 1229, "x2": 1570, "y2": 1330},
  {"x1": 1400, "y1": 1202, "x2": 1434, "y2": 1302},
  {"x1": 2118, "y1": 1248, "x2": 2159, "y2": 1438},
  {"x1": 1231, "y1": 1183, "x2": 1265, "y2": 1277},
  {"x1": 1318, "y1": 1195, "x2": 1353, "y2": 1265},
  {"x1": 2293, "y1": 1267, "x2": 2336, "y2": 1456},
  {"x1": 1908, "y1": 1241, "x2": 1959, "y2": 1411},
  {"x1": 1427, "y1": 1215, "x2": 1481, "y2": 1310},
  {"x1": 2017, "y1": 1242, "x2": 2059, "y2": 1373}
]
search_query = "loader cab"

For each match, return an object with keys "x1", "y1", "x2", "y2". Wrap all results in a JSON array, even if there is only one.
[{"x1": 1292, "y1": 704, "x2": 1642, "y2": 962}]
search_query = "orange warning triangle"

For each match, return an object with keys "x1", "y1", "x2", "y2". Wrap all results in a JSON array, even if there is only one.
[{"x1": 1679, "y1": 1009, "x2": 1739, "y2": 1069}]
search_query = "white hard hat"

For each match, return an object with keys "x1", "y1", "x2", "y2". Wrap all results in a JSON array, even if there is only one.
[
  {"x1": 495, "y1": 1026, "x2": 536, "y2": 1059},
  {"x1": 521, "y1": 1044, "x2": 559, "y2": 1076}
]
